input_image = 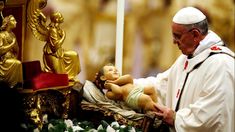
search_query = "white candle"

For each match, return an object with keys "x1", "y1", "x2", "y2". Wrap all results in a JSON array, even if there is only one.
[{"x1": 115, "y1": 0, "x2": 125, "y2": 75}]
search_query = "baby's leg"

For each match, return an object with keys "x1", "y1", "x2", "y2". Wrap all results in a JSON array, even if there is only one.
[
  {"x1": 138, "y1": 94, "x2": 158, "y2": 111},
  {"x1": 106, "y1": 91, "x2": 118, "y2": 100},
  {"x1": 143, "y1": 86, "x2": 157, "y2": 102}
]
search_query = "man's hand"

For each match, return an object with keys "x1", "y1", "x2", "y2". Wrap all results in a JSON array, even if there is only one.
[{"x1": 153, "y1": 103, "x2": 176, "y2": 126}]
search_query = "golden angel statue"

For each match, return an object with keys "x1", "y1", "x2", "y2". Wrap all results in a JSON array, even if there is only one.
[
  {"x1": 28, "y1": 1, "x2": 81, "y2": 81},
  {"x1": 0, "y1": 15, "x2": 22, "y2": 87}
]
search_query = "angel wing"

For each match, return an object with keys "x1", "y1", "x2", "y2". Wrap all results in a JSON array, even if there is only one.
[{"x1": 27, "y1": 0, "x2": 49, "y2": 42}]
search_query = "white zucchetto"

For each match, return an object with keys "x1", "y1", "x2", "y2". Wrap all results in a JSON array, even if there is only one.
[{"x1": 173, "y1": 7, "x2": 206, "y2": 24}]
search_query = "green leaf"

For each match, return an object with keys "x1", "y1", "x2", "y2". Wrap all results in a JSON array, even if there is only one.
[
  {"x1": 67, "y1": 127, "x2": 73, "y2": 132},
  {"x1": 101, "y1": 120, "x2": 109, "y2": 129}
]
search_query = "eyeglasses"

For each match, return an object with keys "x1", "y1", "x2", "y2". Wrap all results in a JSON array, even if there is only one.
[{"x1": 173, "y1": 28, "x2": 195, "y2": 41}]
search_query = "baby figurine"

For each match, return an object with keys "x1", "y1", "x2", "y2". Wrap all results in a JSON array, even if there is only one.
[{"x1": 95, "y1": 63, "x2": 158, "y2": 112}]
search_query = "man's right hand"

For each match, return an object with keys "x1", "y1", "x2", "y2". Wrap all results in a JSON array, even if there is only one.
[{"x1": 153, "y1": 103, "x2": 176, "y2": 126}]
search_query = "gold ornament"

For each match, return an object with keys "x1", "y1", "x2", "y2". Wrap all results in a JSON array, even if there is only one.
[
  {"x1": 0, "y1": 15, "x2": 22, "y2": 87},
  {"x1": 27, "y1": 0, "x2": 81, "y2": 81}
]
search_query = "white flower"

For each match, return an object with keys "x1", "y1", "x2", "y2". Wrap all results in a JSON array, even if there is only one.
[
  {"x1": 48, "y1": 123, "x2": 54, "y2": 130},
  {"x1": 120, "y1": 125, "x2": 126, "y2": 128},
  {"x1": 33, "y1": 128, "x2": 40, "y2": 132},
  {"x1": 111, "y1": 121, "x2": 119, "y2": 128},
  {"x1": 97, "y1": 124, "x2": 104, "y2": 130},
  {"x1": 64, "y1": 119, "x2": 73, "y2": 128},
  {"x1": 42, "y1": 114, "x2": 48, "y2": 123},
  {"x1": 106, "y1": 125, "x2": 116, "y2": 132},
  {"x1": 72, "y1": 126, "x2": 84, "y2": 131},
  {"x1": 129, "y1": 127, "x2": 136, "y2": 132},
  {"x1": 20, "y1": 124, "x2": 27, "y2": 129}
]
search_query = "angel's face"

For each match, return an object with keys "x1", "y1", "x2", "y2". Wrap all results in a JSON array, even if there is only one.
[
  {"x1": 51, "y1": 12, "x2": 64, "y2": 24},
  {"x1": 9, "y1": 16, "x2": 17, "y2": 28},
  {"x1": 58, "y1": 16, "x2": 64, "y2": 23},
  {"x1": 55, "y1": 16, "x2": 63, "y2": 24}
]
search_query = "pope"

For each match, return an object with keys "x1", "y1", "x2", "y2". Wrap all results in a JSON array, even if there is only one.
[{"x1": 134, "y1": 6, "x2": 234, "y2": 132}]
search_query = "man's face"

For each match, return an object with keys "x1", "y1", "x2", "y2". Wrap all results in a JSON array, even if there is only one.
[
  {"x1": 172, "y1": 23, "x2": 199, "y2": 55},
  {"x1": 102, "y1": 65, "x2": 120, "y2": 81}
]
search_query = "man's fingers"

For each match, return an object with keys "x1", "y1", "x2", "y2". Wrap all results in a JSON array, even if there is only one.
[
  {"x1": 153, "y1": 112, "x2": 164, "y2": 119},
  {"x1": 154, "y1": 112, "x2": 164, "y2": 116},
  {"x1": 154, "y1": 103, "x2": 165, "y2": 111}
]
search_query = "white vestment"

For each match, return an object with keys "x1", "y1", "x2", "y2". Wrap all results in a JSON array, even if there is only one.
[{"x1": 134, "y1": 31, "x2": 234, "y2": 132}]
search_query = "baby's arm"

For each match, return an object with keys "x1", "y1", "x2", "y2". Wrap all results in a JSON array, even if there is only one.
[
  {"x1": 110, "y1": 74, "x2": 133, "y2": 85},
  {"x1": 104, "y1": 83, "x2": 123, "y2": 100}
]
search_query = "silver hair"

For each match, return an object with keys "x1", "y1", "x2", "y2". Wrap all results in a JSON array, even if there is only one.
[{"x1": 184, "y1": 19, "x2": 208, "y2": 35}]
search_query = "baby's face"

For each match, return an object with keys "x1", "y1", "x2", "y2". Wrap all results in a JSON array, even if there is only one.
[{"x1": 103, "y1": 65, "x2": 120, "y2": 80}]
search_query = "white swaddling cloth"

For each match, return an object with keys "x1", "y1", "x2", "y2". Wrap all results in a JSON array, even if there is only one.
[{"x1": 125, "y1": 85, "x2": 144, "y2": 110}]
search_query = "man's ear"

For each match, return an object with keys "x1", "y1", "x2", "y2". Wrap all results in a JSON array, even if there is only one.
[
  {"x1": 192, "y1": 29, "x2": 201, "y2": 38},
  {"x1": 100, "y1": 75, "x2": 106, "y2": 81}
]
